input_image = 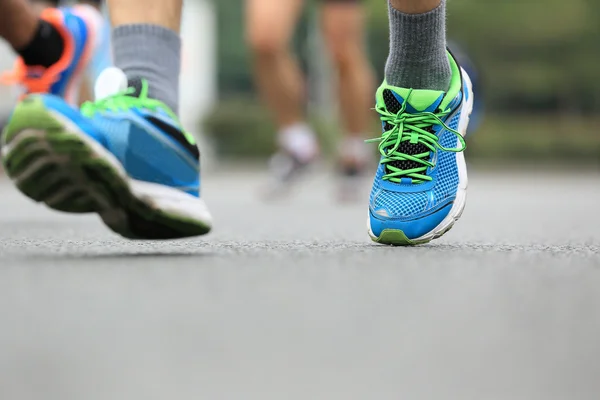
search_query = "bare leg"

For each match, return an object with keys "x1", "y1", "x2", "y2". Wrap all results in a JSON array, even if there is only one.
[
  {"x1": 107, "y1": 0, "x2": 181, "y2": 32},
  {"x1": 247, "y1": 0, "x2": 318, "y2": 196},
  {"x1": 0, "y1": 0, "x2": 39, "y2": 49},
  {"x1": 321, "y1": 1, "x2": 374, "y2": 141},
  {"x1": 29, "y1": 0, "x2": 54, "y2": 15},
  {"x1": 246, "y1": 0, "x2": 305, "y2": 128},
  {"x1": 321, "y1": 1, "x2": 374, "y2": 201}
]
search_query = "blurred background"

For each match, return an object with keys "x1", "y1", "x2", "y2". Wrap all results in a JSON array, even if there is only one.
[
  {"x1": 1, "y1": 0, "x2": 599, "y2": 168},
  {"x1": 206, "y1": 0, "x2": 600, "y2": 166},
  {"x1": 1, "y1": 2, "x2": 600, "y2": 399}
]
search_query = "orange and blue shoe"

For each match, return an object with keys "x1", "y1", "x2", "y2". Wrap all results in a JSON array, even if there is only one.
[{"x1": 0, "y1": 6, "x2": 98, "y2": 105}]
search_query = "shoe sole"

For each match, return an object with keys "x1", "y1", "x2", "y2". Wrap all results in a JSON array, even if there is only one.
[
  {"x1": 368, "y1": 68, "x2": 474, "y2": 246},
  {"x1": 1, "y1": 96, "x2": 212, "y2": 240}
]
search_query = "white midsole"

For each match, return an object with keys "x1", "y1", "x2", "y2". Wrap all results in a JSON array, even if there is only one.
[
  {"x1": 130, "y1": 179, "x2": 213, "y2": 225},
  {"x1": 368, "y1": 67, "x2": 474, "y2": 242}
]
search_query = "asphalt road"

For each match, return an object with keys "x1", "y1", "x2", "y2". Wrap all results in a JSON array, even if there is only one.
[{"x1": 0, "y1": 168, "x2": 599, "y2": 400}]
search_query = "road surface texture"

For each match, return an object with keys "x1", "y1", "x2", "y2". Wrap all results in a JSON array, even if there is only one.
[{"x1": 0, "y1": 168, "x2": 599, "y2": 400}]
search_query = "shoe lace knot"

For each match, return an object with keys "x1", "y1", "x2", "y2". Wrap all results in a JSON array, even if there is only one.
[{"x1": 366, "y1": 89, "x2": 466, "y2": 184}]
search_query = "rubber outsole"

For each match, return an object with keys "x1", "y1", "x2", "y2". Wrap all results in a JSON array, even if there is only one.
[
  {"x1": 1, "y1": 96, "x2": 212, "y2": 240},
  {"x1": 371, "y1": 223, "x2": 456, "y2": 247}
]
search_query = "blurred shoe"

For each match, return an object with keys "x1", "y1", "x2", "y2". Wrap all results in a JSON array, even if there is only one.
[
  {"x1": 261, "y1": 150, "x2": 318, "y2": 199},
  {"x1": 335, "y1": 137, "x2": 373, "y2": 203},
  {"x1": 336, "y1": 164, "x2": 368, "y2": 203},
  {"x1": 1, "y1": 68, "x2": 212, "y2": 239},
  {"x1": 261, "y1": 123, "x2": 319, "y2": 199},
  {"x1": 0, "y1": 6, "x2": 98, "y2": 104},
  {"x1": 367, "y1": 51, "x2": 473, "y2": 246}
]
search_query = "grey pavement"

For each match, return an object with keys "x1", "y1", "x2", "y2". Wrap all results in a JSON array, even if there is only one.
[{"x1": 0, "y1": 168, "x2": 599, "y2": 400}]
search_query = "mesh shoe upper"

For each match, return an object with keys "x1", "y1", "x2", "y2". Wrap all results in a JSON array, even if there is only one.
[
  {"x1": 81, "y1": 69, "x2": 201, "y2": 196},
  {"x1": 369, "y1": 52, "x2": 466, "y2": 221},
  {"x1": 370, "y1": 108, "x2": 462, "y2": 219}
]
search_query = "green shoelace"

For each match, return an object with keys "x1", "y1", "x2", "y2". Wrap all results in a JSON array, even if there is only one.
[
  {"x1": 366, "y1": 91, "x2": 466, "y2": 184},
  {"x1": 80, "y1": 79, "x2": 196, "y2": 145}
]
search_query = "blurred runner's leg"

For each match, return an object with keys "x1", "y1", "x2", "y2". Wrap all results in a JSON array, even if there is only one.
[
  {"x1": 321, "y1": 0, "x2": 375, "y2": 201},
  {"x1": 246, "y1": 0, "x2": 319, "y2": 197}
]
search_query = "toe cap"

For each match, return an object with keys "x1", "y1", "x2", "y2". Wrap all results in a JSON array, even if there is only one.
[{"x1": 369, "y1": 202, "x2": 453, "y2": 240}]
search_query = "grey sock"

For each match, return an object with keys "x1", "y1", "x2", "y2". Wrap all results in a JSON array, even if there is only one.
[
  {"x1": 112, "y1": 24, "x2": 181, "y2": 114},
  {"x1": 385, "y1": 0, "x2": 451, "y2": 91}
]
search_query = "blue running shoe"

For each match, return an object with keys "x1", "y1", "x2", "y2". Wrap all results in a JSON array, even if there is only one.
[
  {"x1": 367, "y1": 51, "x2": 473, "y2": 246},
  {"x1": 1, "y1": 6, "x2": 99, "y2": 105},
  {"x1": 1, "y1": 68, "x2": 212, "y2": 239}
]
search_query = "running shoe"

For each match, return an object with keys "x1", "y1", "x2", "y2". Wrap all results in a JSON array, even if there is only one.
[
  {"x1": 1, "y1": 6, "x2": 98, "y2": 104},
  {"x1": 335, "y1": 138, "x2": 373, "y2": 203},
  {"x1": 367, "y1": 51, "x2": 473, "y2": 246},
  {"x1": 261, "y1": 150, "x2": 317, "y2": 198},
  {"x1": 1, "y1": 68, "x2": 212, "y2": 239},
  {"x1": 336, "y1": 162, "x2": 370, "y2": 203},
  {"x1": 261, "y1": 125, "x2": 319, "y2": 199}
]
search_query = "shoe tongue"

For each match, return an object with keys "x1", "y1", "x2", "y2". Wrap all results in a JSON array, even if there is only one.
[
  {"x1": 386, "y1": 87, "x2": 445, "y2": 113},
  {"x1": 380, "y1": 86, "x2": 445, "y2": 184},
  {"x1": 126, "y1": 77, "x2": 144, "y2": 98},
  {"x1": 94, "y1": 67, "x2": 128, "y2": 101}
]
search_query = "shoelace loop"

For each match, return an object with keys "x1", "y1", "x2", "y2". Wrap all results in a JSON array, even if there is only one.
[
  {"x1": 80, "y1": 79, "x2": 197, "y2": 146},
  {"x1": 366, "y1": 89, "x2": 466, "y2": 184},
  {"x1": 81, "y1": 80, "x2": 167, "y2": 117}
]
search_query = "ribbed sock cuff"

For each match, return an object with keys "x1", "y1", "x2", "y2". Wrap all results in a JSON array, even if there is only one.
[
  {"x1": 112, "y1": 24, "x2": 181, "y2": 113},
  {"x1": 384, "y1": 1, "x2": 451, "y2": 91}
]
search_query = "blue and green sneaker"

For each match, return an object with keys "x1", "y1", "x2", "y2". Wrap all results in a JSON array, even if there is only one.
[
  {"x1": 367, "y1": 51, "x2": 473, "y2": 246},
  {"x1": 1, "y1": 68, "x2": 212, "y2": 239}
]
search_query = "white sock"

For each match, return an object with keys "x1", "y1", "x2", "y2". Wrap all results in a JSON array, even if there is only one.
[{"x1": 278, "y1": 123, "x2": 319, "y2": 163}]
